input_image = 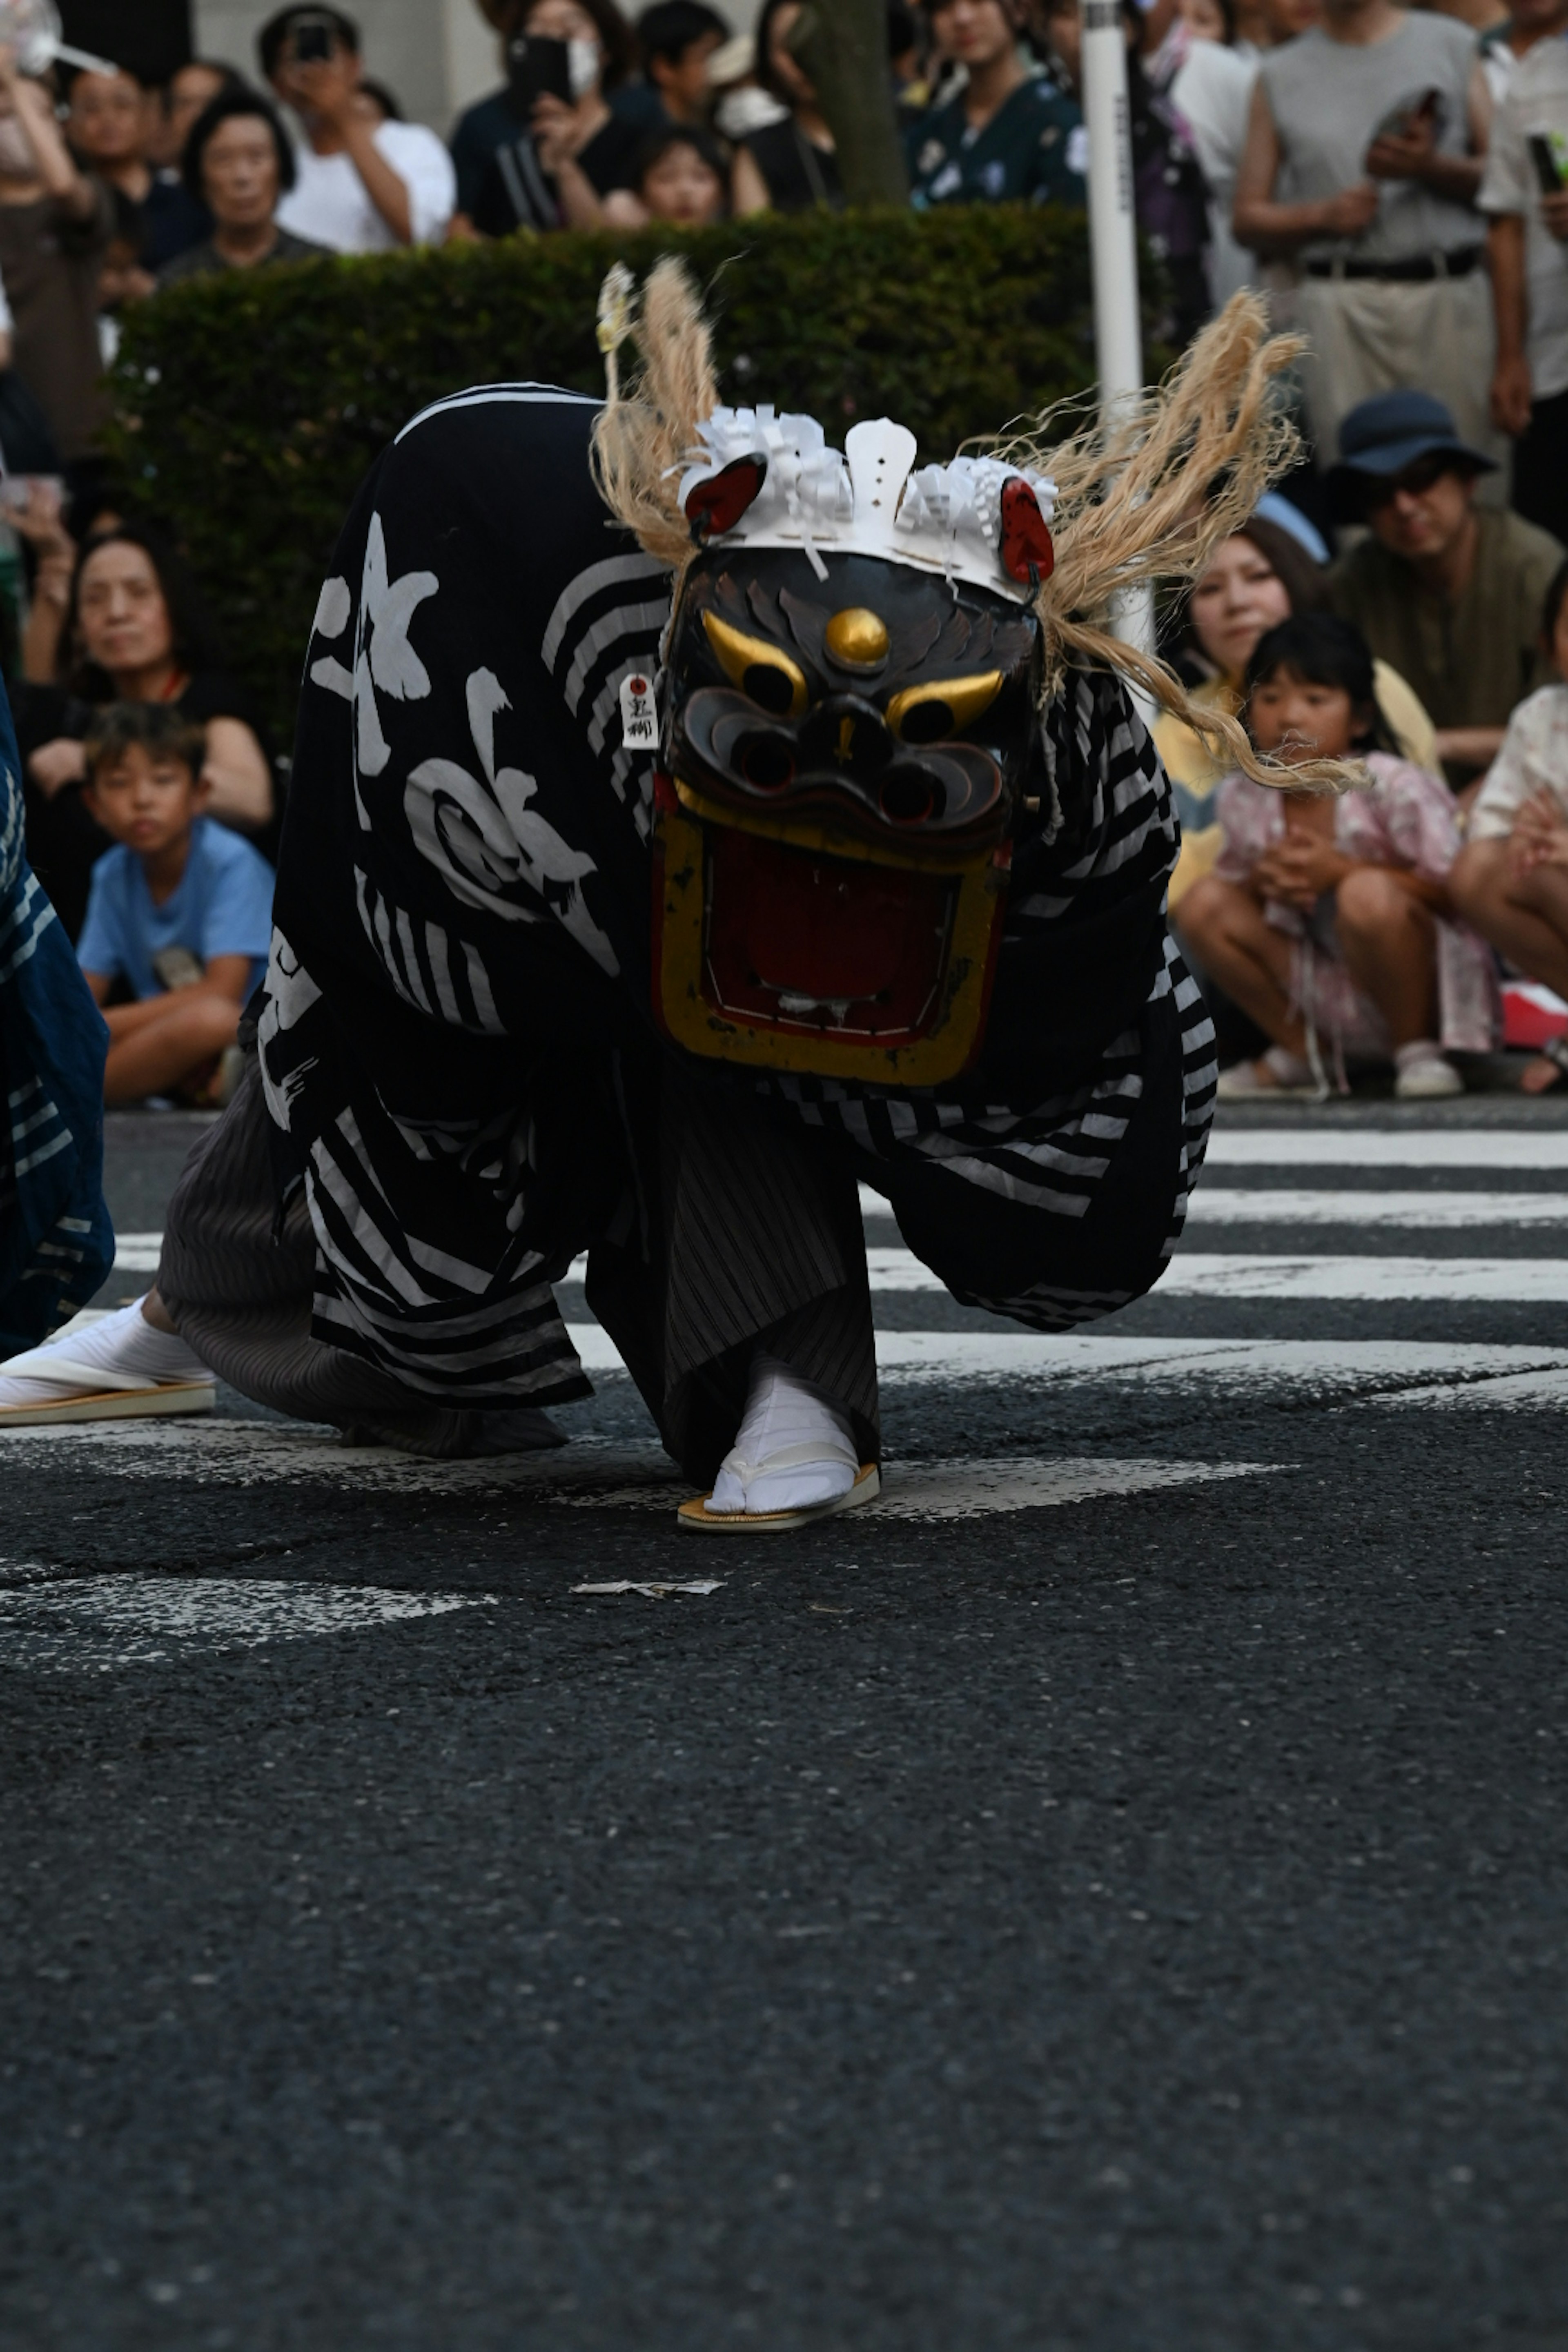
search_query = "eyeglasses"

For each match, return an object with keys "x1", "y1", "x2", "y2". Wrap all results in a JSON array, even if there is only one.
[{"x1": 1361, "y1": 454, "x2": 1456, "y2": 508}]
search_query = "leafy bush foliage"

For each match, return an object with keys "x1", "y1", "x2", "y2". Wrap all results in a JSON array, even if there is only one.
[{"x1": 109, "y1": 205, "x2": 1101, "y2": 742}]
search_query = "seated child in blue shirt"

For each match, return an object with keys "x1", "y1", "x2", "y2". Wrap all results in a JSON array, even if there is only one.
[{"x1": 75, "y1": 704, "x2": 274, "y2": 1106}]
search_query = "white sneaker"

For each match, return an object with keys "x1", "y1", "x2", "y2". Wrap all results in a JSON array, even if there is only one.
[
  {"x1": 0, "y1": 1296, "x2": 215, "y2": 1422},
  {"x1": 1394, "y1": 1047, "x2": 1463, "y2": 1101},
  {"x1": 708, "y1": 1355, "x2": 860, "y2": 1517}
]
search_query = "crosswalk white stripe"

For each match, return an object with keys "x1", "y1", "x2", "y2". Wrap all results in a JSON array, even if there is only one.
[
  {"x1": 562, "y1": 1328, "x2": 1568, "y2": 1383},
  {"x1": 1185, "y1": 1189, "x2": 1568, "y2": 1226},
  {"x1": 110, "y1": 1230, "x2": 1568, "y2": 1296},
  {"x1": 0, "y1": 1426, "x2": 1277, "y2": 1517},
  {"x1": 1163, "y1": 1254, "x2": 1568, "y2": 1301},
  {"x1": 1204, "y1": 1131, "x2": 1568, "y2": 1170}
]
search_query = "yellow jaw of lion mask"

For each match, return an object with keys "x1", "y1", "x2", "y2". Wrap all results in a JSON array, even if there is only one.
[{"x1": 650, "y1": 419, "x2": 1055, "y2": 1087}]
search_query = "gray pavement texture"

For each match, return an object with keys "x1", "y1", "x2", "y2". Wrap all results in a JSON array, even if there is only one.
[{"x1": 2, "y1": 1102, "x2": 1567, "y2": 2350}]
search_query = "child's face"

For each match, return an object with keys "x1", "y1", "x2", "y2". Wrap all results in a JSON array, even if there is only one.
[
  {"x1": 1249, "y1": 669, "x2": 1359, "y2": 765},
  {"x1": 85, "y1": 744, "x2": 205, "y2": 858},
  {"x1": 641, "y1": 143, "x2": 724, "y2": 223}
]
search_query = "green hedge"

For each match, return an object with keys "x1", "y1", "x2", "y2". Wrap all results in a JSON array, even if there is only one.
[{"x1": 108, "y1": 205, "x2": 1108, "y2": 745}]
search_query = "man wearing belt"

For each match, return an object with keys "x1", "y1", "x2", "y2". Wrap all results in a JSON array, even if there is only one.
[{"x1": 1233, "y1": 0, "x2": 1501, "y2": 492}]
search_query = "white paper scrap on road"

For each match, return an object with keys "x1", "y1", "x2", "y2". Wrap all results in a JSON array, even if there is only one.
[
  {"x1": 1205, "y1": 1131, "x2": 1568, "y2": 1170},
  {"x1": 572, "y1": 1580, "x2": 724, "y2": 1597},
  {"x1": 0, "y1": 1575, "x2": 496, "y2": 1670},
  {"x1": 1184, "y1": 1189, "x2": 1568, "y2": 1227}
]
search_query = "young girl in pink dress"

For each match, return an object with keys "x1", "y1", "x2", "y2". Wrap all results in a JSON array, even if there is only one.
[{"x1": 1177, "y1": 614, "x2": 1497, "y2": 1099}]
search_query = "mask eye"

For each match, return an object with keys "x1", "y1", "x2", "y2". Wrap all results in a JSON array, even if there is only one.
[
  {"x1": 885, "y1": 671, "x2": 1003, "y2": 745},
  {"x1": 702, "y1": 610, "x2": 808, "y2": 719}
]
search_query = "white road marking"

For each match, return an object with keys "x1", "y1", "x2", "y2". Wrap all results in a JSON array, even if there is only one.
[
  {"x1": 0, "y1": 1422, "x2": 685, "y2": 1494},
  {"x1": 0, "y1": 1414, "x2": 1280, "y2": 1516},
  {"x1": 0, "y1": 1575, "x2": 496, "y2": 1670},
  {"x1": 1162, "y1": 1254, "x2": 1568, "y2": 1301},
  {"x1": 841, "y1": 1334, "x2": 1568, "y2": 1389},
  {"x1": 1363, "y1": 1365, "x2": 1568, "y2": 1410},
  {"x1": 15, "y1": 1337, "x2": 1568, "y2": 1439},
  {"x1": 1185, "y1": 1189, "x2": 1568, "y2": 1227},
  {"x1": 1205, "y1": 1131, "x2": 1568, "y2": 1171},
  {"x1": 110, "y1": 1233, "x2": 163, "y2": 1272},
  {"x1": 868, "y1": 1457, "x2": 1279, "y2": 1518}
]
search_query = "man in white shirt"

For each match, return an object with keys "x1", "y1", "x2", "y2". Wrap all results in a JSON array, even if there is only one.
[
  {"x1": 1483, "y1": 22, "x2": 1568, "y2": 545},
  {"x1": 258, "y1": 5, "x2": 456, "y2": 253}
]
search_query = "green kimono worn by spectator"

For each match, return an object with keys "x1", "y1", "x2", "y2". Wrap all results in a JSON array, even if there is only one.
[
  {"x1": 907, "y1": 72, "x2": 1085, "y2": 207},
  {"x1": 906, "y1": 0, "x2": 1085, "y2": 211}
]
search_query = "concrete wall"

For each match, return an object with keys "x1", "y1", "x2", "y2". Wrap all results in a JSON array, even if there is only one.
[{"x1": 193, "y1": 0, "x2": 762, "y2": 135}]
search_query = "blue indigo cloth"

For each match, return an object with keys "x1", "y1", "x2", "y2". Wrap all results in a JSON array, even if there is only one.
[{"x1": 0, "y1": 680, "x2": 113, "y2": 1354}]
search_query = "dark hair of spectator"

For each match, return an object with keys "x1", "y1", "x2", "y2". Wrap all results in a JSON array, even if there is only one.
[
  {"x1": 520, "y1": 0, "x2": 638, "y2": 87},
  {"x1": 62, "y1": 526, "x2": 225, "y2": 694},
  {"x1": 631, "y1": 121, "x2": 729, "y2": 192},
  {"x1": 161, "y1": 58, "x2": 249, "y2": 113},
  {"x1": 83, "y1": 702, "x2": 209, "y2": 787},
  {"x1": 64, "y1": 486, "x2": 127, "y2": 548},
  {"x1": 357, "y1": 74, "x2": 403, "y2": 120},
  {"x1": 1541, "y1": 557, "x2": 1568, "y2": 655},
  {"x1": 752, "y1": 0, "x2": 803, "y2": 96},
  {"x1": 887, "y1": 0, "x2": 919, "y2": 55},
  {"x1": 1245, "y1": 613, "x2": 1394, "y2": 751},
  {"x1": 636, "y1": 1, "x2": 728, "y2": 67},
  {"x1": 257, "y1": 6, "x2": 361, "y2": 80},
  {"x1": 1233, "y1": 517, "x2": 1332, "y2": 619},
  {"x1": 181, "y1": 88, "x2": 298, "y2": 203},
  {"x1": 59, "y1": 60, "x2": 145, "y2": 100}
]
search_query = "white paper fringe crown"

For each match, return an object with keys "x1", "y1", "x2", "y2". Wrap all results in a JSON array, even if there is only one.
[{"x1": 677, "y1": 408, "x2": 1057, "y2": 603}]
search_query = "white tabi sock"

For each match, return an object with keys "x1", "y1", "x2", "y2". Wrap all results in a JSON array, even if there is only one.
[
  {"x1": 708, "y1": 1354, "x2": 860, "y2": 1516},
  {"x1": 0, "y1": 1297, "x2": 214, "y2": 1408}
]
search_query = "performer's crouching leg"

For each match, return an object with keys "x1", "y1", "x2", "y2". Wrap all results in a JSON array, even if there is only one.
[
  {"x1": 155, "y1": 1052, "x2": 565, "y2": 1458},
  {"x1": 586, "y1": 1064, "x2": 881, "y2": 1529}
]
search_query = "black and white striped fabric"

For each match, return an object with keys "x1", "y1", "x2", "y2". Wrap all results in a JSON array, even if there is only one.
[{"x1": 256, "y1": 384, "x2": 1214, "y2": 1407}]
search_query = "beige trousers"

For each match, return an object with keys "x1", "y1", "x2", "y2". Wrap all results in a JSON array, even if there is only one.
[{"x1": 1294, "y1": 269, "x2": 1508, "y2": 508}]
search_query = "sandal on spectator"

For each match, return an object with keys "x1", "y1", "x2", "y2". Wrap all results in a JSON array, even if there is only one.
[
  {"x1": 1393, "y1": 1040, "x2": 1464, "y2": 1100},
  {"x1": 1215, "y1": 1045, "x2": 1320, "y2": 1101},
  {"x1": 0, "y1": 1298, "x2": 216, "y2": 1426}
]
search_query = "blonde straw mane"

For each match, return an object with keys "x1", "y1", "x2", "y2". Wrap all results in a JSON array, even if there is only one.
[{"x1": 591, "y1": 261, "x2": 1356, "y2": 793}]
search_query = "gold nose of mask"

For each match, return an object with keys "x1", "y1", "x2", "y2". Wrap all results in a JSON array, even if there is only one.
[{"x1": 824, "y1": 607, "x2": 890, "y2": 669}]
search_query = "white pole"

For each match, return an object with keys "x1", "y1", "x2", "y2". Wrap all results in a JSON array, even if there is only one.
[{"x1": 1078, "y1": 0, "x2": 1154, "y2": 655}]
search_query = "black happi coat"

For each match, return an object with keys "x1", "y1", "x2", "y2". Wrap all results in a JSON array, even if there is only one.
[{"x1": 258, "y1": 385, "x2": 1214, "y2": 1406}]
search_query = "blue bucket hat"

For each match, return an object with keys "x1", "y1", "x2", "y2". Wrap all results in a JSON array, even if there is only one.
[{"x1": 1327, "y1": 390, "x2": 1496, "y2": 513}]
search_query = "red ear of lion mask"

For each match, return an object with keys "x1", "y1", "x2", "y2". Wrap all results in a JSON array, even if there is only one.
[
  {"x1": 1000, "y1": 476, "x2": 1055, "y2": 588},
  {"x1": 686, "y1": 454, "x2": 768, "y2": 542}
]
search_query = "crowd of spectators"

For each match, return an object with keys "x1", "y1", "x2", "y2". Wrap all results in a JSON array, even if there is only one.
[{"x1": 0, "y1": 0, "x2": 1564, "y2": 1103}]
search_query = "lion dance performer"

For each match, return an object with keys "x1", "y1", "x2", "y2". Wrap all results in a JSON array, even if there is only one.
[{"x1": 0, "y1": 274, "x2": 1340, "y2": 1529}]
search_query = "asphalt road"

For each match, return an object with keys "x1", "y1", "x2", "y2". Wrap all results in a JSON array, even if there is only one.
[{"x1": 3, "y1": 1099, "x2": 1567, "y2": 2350}]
